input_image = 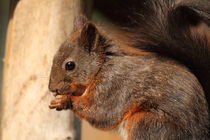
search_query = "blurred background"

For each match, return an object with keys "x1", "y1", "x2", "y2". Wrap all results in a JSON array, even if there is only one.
[{"x1": 0, "y1": 0, "x2": 127, "y2": 140}]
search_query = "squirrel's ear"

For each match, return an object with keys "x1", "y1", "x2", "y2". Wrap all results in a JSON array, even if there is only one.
[
  {"x1": 79, "y1": 22, "x2": 106, "y2": 53},
  {"x1": 73, "y1": 15, "x2": 88, "y2": 32}
]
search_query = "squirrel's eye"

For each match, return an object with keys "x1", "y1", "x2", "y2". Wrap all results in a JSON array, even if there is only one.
[{"x1": 65, "y1": 61, "x2": 75, "y2": 71}]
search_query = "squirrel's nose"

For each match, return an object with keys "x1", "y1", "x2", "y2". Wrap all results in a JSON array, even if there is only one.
[
  {"x1": 48, "y1": 78, "x2": 59, "y2": 93},
  {"x1": 48, "y1": 84, "x2": 60, "y2": 93},
  {"x1": 48, "y1": 85, "x2": 58, "y2": 93}
]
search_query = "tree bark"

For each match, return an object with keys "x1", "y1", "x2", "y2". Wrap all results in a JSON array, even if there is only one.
[{"x1": 1, "y1": 0, "x2": 83, "y2": 139}]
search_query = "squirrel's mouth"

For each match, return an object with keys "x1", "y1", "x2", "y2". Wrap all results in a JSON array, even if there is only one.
[{"x1": 53, "y1": 91, "x2": 84, "y2": 97}]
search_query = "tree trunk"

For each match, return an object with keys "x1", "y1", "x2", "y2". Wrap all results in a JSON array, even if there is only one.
[{"x1": 1, "y1": 0, "x2": 83, "y2": 139}]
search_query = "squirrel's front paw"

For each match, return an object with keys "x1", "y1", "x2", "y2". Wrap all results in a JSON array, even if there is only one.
[{"x1": 49, "y1": 95, "x2": 72, "y2": 111}]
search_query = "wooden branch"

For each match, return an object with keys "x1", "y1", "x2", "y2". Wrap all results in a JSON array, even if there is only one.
[{"x1": 1, "y1": 0, "x2": 85, "y2": 139}]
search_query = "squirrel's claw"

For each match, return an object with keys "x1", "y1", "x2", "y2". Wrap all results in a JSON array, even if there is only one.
[{"x1": 49, "y1": 95, "x2": 72, "y2": 110}]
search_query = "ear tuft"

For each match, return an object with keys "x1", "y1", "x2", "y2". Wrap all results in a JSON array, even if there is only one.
[{"x1": 73, "y1": 15, "x2": 88, "y2": 31}]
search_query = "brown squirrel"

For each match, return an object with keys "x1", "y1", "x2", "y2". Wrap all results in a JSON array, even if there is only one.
[{"x1": 49, "y1": 0, "x2": 210, "y2": 139}]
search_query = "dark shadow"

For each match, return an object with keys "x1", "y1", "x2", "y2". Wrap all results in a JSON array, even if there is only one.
[
  {"x1": 74, "y1": 116, "x2": 81, "y2": 140},
  {"x1": 9, "y1": 0, "x2": 20, "y2": 18},
  {"x1": 92, "y1": 0, "x2": 146, "y2": 27}
]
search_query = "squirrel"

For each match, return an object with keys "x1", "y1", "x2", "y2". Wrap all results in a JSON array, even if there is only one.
[{"x1": 48, "y1": 0, "x2": 210, "y2": 139}]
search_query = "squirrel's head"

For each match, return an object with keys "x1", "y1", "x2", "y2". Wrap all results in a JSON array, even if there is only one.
[{"x1": 49, "y1": 16, "x2": 111, "y2": 96}]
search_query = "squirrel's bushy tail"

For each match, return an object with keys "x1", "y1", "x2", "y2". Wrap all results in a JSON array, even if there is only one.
[{"x1": 125, "y1": 1, "x2": 210, "y2": 115}]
